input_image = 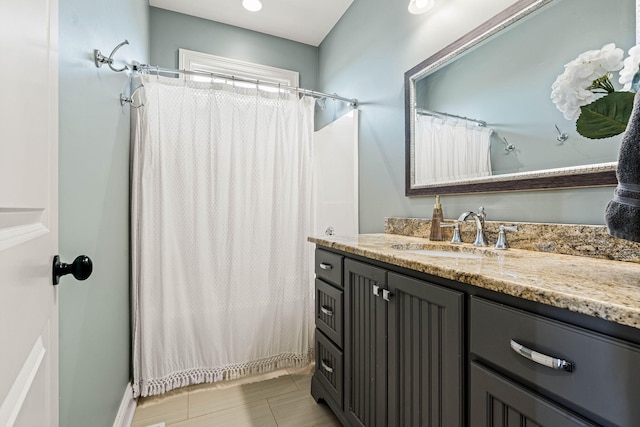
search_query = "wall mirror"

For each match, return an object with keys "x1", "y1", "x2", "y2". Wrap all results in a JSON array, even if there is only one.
[{"x1": 405, "y1": 0, "x2": 638, "y2": 196}]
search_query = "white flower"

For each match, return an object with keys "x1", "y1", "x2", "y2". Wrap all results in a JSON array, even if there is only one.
[
  {"x1": 619, "y1": 44, "x2": 640, "y2": 91},
  {"x1": 551, "y1": 43, "x2": 624, "y2": 120}
]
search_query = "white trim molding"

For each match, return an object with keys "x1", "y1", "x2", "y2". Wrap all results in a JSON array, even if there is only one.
[
  {"x1": 112, "y1": 383, "x2": 136, "y2": 427},
  {"x1": 178, "y1": 48, "x2": 299, "y2": 87},
  {"x1": 0, "y1": 337, "x2": 46, "y2": 427}
]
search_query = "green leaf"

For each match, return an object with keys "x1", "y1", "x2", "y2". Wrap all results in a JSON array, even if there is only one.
[{"x1": 576, "y1": 91, "x2": 636, "y2": 139}]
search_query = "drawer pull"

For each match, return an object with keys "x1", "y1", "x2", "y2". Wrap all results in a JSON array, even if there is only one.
[
  {"x1": 382, "y1": 289, "x2": 393, "y2": 302},
  {"x1": 373, "y1": 285, "x2": 380, "y2": 296},
  {"x1": 510, "y1": 340, "x2": 573, "y2": 372},
  {"x1": 319, "y1": 262, "x2": 333, "y2": 270},
  {"x1": 321, "y1": 360, "x2": 334, "y2": 373},
  {"x1": 320, "y1": 306, "x2": 334, "y2": 316}
]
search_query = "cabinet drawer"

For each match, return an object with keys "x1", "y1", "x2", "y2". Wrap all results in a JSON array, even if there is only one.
[
  {"x1": 316, "y1": 330, "x2": 343, "y2": 410},
  {"x1": 316, "y1": 279, "x2": 343, "y2": 347},
  {"x1": 315, "y1": 249, "x2": 343, "y2": 288},
  {"x1": 470, "y1": 362, "x2": 596, "y2": 426},
  {"x1": 470, "y1": 297, "x2": 640, "y2": 426}
]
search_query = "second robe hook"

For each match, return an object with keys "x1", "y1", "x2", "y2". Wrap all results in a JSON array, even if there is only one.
[{"x1": 502, "y1": 137, "x2": 515, "y2": 153}]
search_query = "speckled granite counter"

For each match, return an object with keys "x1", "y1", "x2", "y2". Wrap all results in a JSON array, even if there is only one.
[
  {"x1": 385, "y1": 217, "x2": 640, "y2": 262},
  {"x1": 309, "y1": 233, "x2": 640, "y2": 330}
]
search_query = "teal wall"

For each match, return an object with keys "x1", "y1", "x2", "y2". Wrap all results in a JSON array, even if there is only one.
[
  {"x1": 58, "y1": 0, "x2": 149, "y2": 425},
  {"x1": 149, "y1": 7, "x2": 319, "y2": 90},
  {"x1": 318, "y1": 0, "x2": 620, "y2": 231}
]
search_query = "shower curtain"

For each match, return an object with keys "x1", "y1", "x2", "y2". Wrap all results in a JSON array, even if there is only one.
[
  {"x1": 414, "y1": 115, "x2": 492, "y2": 184},
  {"x1": 131, "y1": 74, "x2": 316, "y2": 397}
]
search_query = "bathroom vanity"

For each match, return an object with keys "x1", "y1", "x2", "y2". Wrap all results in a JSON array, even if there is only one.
[{"x1": 310, "y1": 220, "x2": 640, "y2": 426}]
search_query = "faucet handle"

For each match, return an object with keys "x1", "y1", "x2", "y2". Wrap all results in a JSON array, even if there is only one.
[
  {"x1": 478, "y1": 206, "x2": 486, "y2": 221},
  {"x1": 440, "y1": 221, "x2": 462, "y2": 244},
  {"x1": 495, "y1": 225, "x2": 518, "y2": 250}
]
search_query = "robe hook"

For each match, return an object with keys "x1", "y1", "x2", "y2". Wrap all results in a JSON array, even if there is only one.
[
  {"x1": 502, "y1": 137, "x2": 515, "y2": 153},
  {"x1": 555, "y1": 124, "x2": 569, "y2": 142},
  {"x1": 120, "y1": 84, "x2": 144, "y2": 108},
  {"x1": 94, "y1": 40, "x2": 130, "y2": 72}
]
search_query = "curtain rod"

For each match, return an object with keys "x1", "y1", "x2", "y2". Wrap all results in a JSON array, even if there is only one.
[
  {"x1": 132, "y1": 63, "x2": 358, "y2": 108},
  {"x1": 416, "y1": 108, "x2": 486, "y2": 127}
]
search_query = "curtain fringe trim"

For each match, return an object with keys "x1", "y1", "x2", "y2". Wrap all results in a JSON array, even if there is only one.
[{"x1": 133, "y1": 350, "x2": 314, "y2": 397}]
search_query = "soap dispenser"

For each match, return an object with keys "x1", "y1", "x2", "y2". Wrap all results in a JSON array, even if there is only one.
[{"x1": 429, "y1": 195, "x2": 445, "y2": 241}]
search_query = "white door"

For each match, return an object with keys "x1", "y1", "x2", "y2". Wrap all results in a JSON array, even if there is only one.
[{"x1": 0, "y1": 0, "x2": 59, "y2": 426}]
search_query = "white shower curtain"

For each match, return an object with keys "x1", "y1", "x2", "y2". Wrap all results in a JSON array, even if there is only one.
[
  {"x1": 131, "y1": 74, "x2": 316, "y2": 397},
  {"x1": 414, "y1": 115, "x2": 492, "y2": 184}
]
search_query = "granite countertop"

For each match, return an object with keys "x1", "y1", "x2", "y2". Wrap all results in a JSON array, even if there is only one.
[{"x1": 309, "y1": 233, "x2": 640, "y2": 330}]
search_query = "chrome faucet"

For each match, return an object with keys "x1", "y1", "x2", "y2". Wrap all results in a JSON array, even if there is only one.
[{"x1": 457, "y1": 207, "x2": 487, "y2": 246}]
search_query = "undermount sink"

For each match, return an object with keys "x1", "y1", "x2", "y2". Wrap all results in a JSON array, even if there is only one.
[{"x1": 390, "y1": 242, "x2": 493, "y2": 259}]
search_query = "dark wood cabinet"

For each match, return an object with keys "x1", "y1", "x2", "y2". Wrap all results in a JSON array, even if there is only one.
[
  {"x1": 469, "y1": 363, "x2": 596, "y2": 427},
  {"x1": 312, "y1": 246, "x2": 640, "y2": 426},
  {"x1": 312, "y1": 249, "x2": 347, "y2": 424},
  {"x1": 470, "y1": 297, "x2": 640, "y2": 426},
  {"x1": 387, "y1": 272, "x2": 463, "y2": 427},
  {"x1": 316, "y1": 278, "x2": 344, "y2": 347},
  {"x1": 343, "y1": 259, "x2": 388, "y2": 426},
  {"x1": 315, "y1": 329, "x2": 344, "y2": 410},
  {"x1": 341, "y1": 258, "x2": 463, "y2": 426}
]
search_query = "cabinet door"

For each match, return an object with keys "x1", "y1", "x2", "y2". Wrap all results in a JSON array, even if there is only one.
[
  {"x1": 387, "y1": 273, "x2": 464, "y2": 427},
  {"x1": 470, "y1": 363, "x2": 597, "y2": 427},
  {"x1": 344, "y1": 259, "x2": 388, "y2": 427}
]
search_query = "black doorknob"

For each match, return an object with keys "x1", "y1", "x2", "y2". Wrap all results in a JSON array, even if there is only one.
[{"x1": 52, "y1": 255, "x2": 93, "y2": 286}]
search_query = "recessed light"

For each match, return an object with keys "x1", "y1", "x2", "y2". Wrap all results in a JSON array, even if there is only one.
[
  {"x1": 408, "y1": 0, "x2": 435, "y2": 15},
  {"x1": 243, "y1": 0, "x2": 262, "y2": 12}
]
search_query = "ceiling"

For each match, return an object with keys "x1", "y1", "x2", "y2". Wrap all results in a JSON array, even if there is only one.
[{"x1": 149, "y1": 0, "x2": 355, "y2": 47}]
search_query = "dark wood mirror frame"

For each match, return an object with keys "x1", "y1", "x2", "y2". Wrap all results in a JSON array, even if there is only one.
[{"x1": 404, "y1": 0, "x2": 626, "y2": 196}]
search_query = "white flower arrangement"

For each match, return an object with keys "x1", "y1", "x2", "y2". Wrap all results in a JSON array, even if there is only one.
[
  {"x1": 551, "y1": 43, "x2": 640, "y2": 139},
  {"x1": 551, "y1": 43, "x2": 623, "y2": 120},
  {"x1": 619, "y1": 44, "x2": 640, "y2": 91}
]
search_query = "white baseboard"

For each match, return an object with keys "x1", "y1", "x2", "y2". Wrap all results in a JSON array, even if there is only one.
[{"x1": 112, "y1": 383, "x2": 137, "y2": 427}]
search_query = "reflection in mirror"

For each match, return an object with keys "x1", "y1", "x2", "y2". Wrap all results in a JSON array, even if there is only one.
[
  {"x1": 414, "y1": 110, "x2": 492, "y2": 183},
  {"x1": 405, "y1": 0, "x2": 637, "y2": 195}
]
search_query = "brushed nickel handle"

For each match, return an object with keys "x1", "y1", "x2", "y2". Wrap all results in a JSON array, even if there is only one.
[
  {"x1": 320, "y1": 306, "x2": 333, "y2": 316},
  {"x1": 321, "y1": 360, "x2": 334, "y2": 373},
  {"x1": 510, "y1": 340, "x2": 573, "y2": 372},
  {"x1": 495, "y1": 225, "x2": 519, "y2": 250},
  {"x1": 373, "y1": 284, "x2": 380, "y2": 296},
  {"x1": 382, "y1": 289, "x2": 393, "y2": 302},
  {"x1": 319, "y1": 263, "x2": 333, "y2": 270}
]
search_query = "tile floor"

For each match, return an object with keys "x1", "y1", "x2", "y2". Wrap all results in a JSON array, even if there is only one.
[{"x1": 131, "y1": 364, "x2": 341, "y2": 427}]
